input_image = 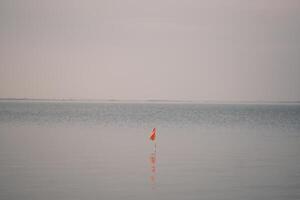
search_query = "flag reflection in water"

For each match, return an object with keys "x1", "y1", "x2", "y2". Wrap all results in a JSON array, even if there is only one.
[
  {"x1": 149, "y1": 128, "x2": 157, "y2": 189},
  {"x1": 149, "y1": 150, "x2": 157, "y2": 189}
]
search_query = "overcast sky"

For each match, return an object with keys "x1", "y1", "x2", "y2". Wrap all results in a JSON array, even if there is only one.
[{"x1": 0, "y1": 0, "x2": 300, "y2": 101}]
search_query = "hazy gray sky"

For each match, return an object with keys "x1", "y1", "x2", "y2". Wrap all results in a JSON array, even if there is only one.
[{"x1": 1, "y1": 0, "x2": 300, "y2": 101}]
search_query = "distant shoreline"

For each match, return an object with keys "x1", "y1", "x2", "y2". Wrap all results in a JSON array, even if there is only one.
[{"x1": 0, "y1": 98, "x2": 299, "y2": 105}]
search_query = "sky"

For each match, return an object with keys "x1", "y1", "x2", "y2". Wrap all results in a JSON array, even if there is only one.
[{"x1": 0, "y1": 0, "x2": 300, "y2": 101}]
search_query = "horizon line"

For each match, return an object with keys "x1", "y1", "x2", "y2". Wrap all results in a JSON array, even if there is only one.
[{"x1": 0, "y1": 98, "x2": 299, "y2": 104}]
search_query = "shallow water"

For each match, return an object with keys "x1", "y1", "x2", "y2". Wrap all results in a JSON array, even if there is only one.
[{"x1": 0, "y1": 101, "x2": 300, "y2": 200}]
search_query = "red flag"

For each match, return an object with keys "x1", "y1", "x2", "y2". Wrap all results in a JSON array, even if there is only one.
[{"x1": 149, "y1": 128, "x2": 156, "y2": 141}]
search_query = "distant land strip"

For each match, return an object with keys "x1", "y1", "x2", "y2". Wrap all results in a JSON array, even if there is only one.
[{"x1": 0, "y1": 98, "x2": 299, "y2": 105}]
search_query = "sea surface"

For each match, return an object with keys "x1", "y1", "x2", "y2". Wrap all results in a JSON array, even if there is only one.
[{"x1": 0, "y1": 101, "x2": 300, "y2": 200}]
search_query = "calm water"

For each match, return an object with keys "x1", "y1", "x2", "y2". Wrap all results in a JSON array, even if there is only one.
[{"x1": 0, "y1": 101, "x2": 300, "y2": 200}]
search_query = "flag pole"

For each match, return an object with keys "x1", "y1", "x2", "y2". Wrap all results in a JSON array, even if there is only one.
[{"x1": 150, "y1": 128, "x2": 157, "y2": 153}]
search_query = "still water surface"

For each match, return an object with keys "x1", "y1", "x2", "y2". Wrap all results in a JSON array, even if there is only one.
[{"x1": 0, "y1": 101, "x2": 300, "y2": 200}]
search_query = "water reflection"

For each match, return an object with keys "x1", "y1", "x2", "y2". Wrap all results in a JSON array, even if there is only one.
[{"x1": 149, "y1": 146, "x2": 157, "y2": 189}]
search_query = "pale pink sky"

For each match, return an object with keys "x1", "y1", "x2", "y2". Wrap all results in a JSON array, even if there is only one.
[{"x1": 1, "y1": 0, "x2": 300, "y2": 101}]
